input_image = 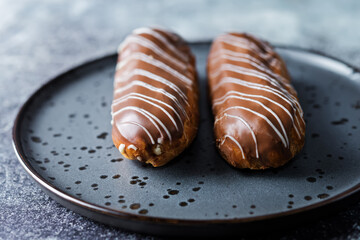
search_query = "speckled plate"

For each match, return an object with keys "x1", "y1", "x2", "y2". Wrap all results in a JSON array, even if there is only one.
[{"x1": 13, "y1": 42, "x2": 360, "y2": 237}]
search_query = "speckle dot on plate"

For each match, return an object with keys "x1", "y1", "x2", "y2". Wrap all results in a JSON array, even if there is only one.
[{"x1": 130, "y1": 203, "x2": 141, "y2": 210}]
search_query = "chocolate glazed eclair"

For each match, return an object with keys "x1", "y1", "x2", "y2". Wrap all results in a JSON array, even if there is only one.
[
  {"x1": 208, "y1": 33, "x2": 305, "y2": 169},
  {"x1": 111, "y1": 27, "x2": 199, "y2": 167}
]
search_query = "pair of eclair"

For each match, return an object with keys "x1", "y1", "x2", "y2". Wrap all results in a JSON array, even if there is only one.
[{"x1": 111, "y1": 27, "x2": 305, "y2": 170}]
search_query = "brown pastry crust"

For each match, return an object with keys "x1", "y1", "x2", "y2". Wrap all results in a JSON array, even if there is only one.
[
  {"x1": 208, "y1": 33, "x2": 305, "y2": 170},
  {"x1": 111, "y1": 27, "x2": 199, "y2": 167}
]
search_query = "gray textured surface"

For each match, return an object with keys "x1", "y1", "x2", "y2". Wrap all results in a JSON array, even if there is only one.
[{"x1": 1, "y1": 0, "x2": 360, "y2": 239}]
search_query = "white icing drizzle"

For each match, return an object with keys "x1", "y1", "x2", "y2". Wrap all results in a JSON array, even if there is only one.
[
  {"x1": 217, "y1": 106, "x2": 288, "y2": 147},
  {"x1": 211, "y1": 34, "x2": 306, "y2": 159},
  {"x1": 213, "y1": 62, "x2": 305, "y2": 124},
  {"x1": 114, "y1": 106, "x2": 164, "y2": 141},
  {"x1": 214, "y1": 93, "x2": 289, "y2": 146},
  {"x1": 217, "y1": 35, "x2": 280, "y2": 66},
  {"x1": 112, "y1": 94, "x2": 181, "y2": 131},
  {"x1": 151, "y1": 26, "x2": 179, "y2": 41},
  {"x1": 213, "y1": 91, "x2": 301, "y2": 138},
  {"x1": 216, "y1": 114, "x2": 258, "y2": 158},
  {"x1": 114, "y1": 106, "x2": 171, "y2": 141},
  {"x1": 213, "y1": 76, "x2": 304, "y2": 136},
  {"x1": 210, "y1": 49, "x2": 268, "y2": 69},
  {"x1": 221, "y1": 135, "x2": 245, "y2": 159},
  {"x1": 114, "y1": 106, "x2": 172, "y2": 141},
  {"x1": 209, "y1": 50, "x2": 289, "y2": 84},
  {"x1": 211, "y1": 63, "x2": 293, "y2": 99},
  {"x1": 212, "y1": 46, "x2": 304, "y2": 117},
  {"x1": 213, "y1": 74, "x2": 305, "y2": 128},
  {"x1": 115, "y1": 67, "x2": 189, "y2": 102},
  {"x1": 213, "y1": 76, "x2": 296, "y2": 111},
  {"x1": 114, "y1": 92, "x2": 183, "y2": 123},
  {"x1": 133, "y1": 27, "x2": 188, "y2": 62},
  {"x1": 119, "y1": 35, "x2": 186, "y2": 70},
  {"x1": 114, "y1": 80, "x2": 188, "y2": 119},
  {"x1": 117, "y1": 121, "x2": 155, "y2": 144},
  {"x1": 218, "y1": 34, "x2": 264, "y2": 53},
  {"x1": 218, "y1": 37, "x2": 267, "y2": 59},
  {"x1": 219, "y1": 34, "x2": 274, "y2": 55},
  {"x1": 294, "y1": 114, "x2": 304, "y2": 135},
  {"x1": 116, "y1": 52, "x2": 193, "y2": 87},
  {"x1": 112, "y1": 28, "x2": 194, "y2": 149}
]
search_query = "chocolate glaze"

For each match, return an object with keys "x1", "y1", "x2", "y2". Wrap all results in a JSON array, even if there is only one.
[
  {"x1": 111, "y1": 27, "x2": 198, "y2": 166},
  {"x1": 208, "y1": 33, "x2": 305, "y2": 169}
]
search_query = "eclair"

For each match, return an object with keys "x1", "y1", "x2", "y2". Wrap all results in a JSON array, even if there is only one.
[
  {"x1": 111, "y1": 27, "x2": 199, "y2": 167},
  {"x1": 208, "y1": 33, "x2": 305, "y2": 169}
]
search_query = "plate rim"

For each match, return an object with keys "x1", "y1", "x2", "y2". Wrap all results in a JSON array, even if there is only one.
[{"x1": 12, "y1": 42, "x2": 360, "y2": 226}]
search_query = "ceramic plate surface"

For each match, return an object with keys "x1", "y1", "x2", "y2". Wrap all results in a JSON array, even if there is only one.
[{"x1": 13, "y1": 42, "x2": 360, "y2": 236}]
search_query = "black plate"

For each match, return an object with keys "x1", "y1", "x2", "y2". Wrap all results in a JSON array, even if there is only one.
[{"x1": 12, "y1": 42, "x2": 360, "y2": 237}]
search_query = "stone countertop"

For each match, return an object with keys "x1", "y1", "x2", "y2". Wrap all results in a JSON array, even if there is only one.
[{"x1": 1, "y1": 0, "x2": 360, "y2": 239}]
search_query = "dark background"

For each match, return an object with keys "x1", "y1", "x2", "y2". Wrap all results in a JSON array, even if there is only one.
[{"x1": 1, "y1": 1, "x2": 360, "y2": 239}]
